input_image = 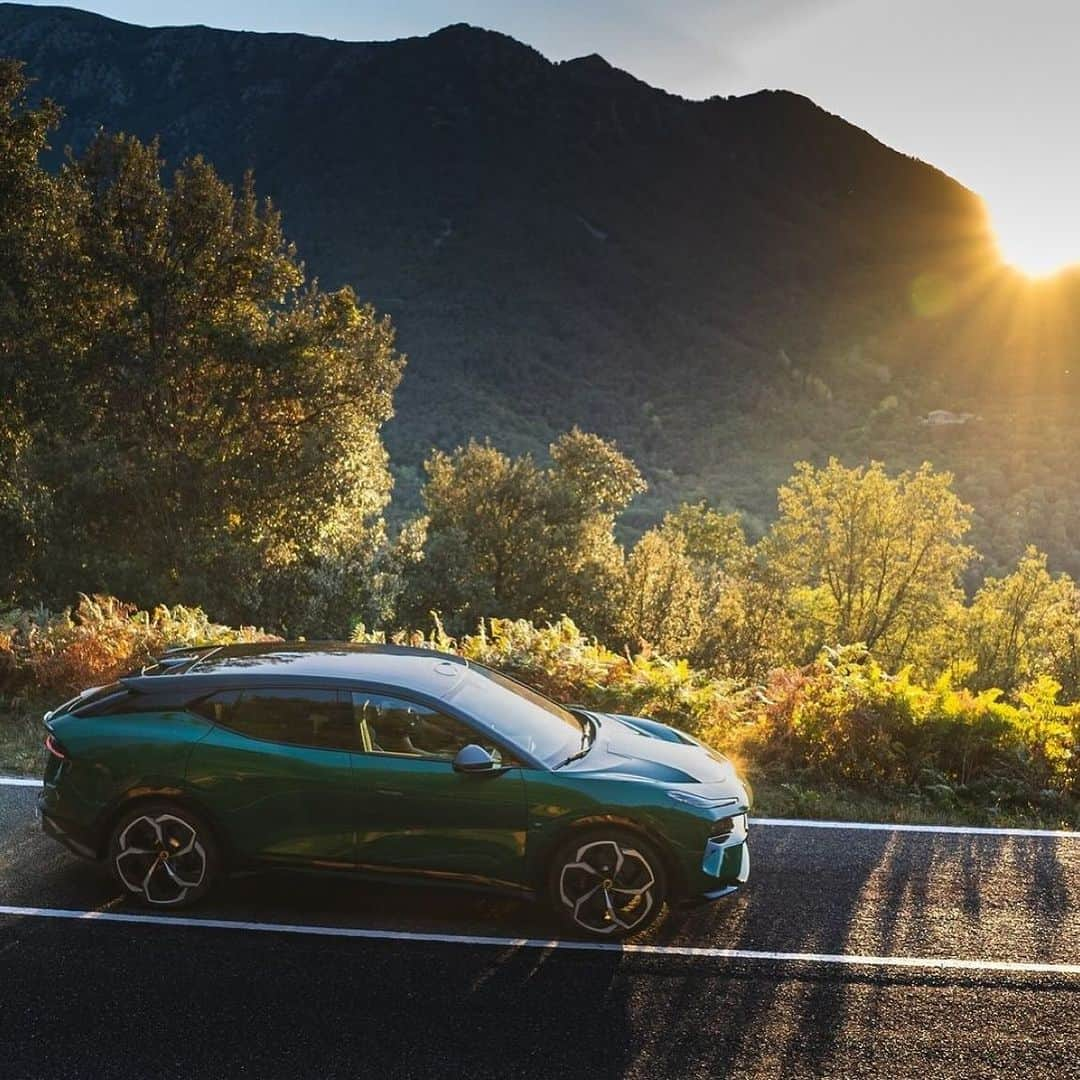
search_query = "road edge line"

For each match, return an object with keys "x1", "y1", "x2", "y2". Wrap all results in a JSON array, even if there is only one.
[
  {"x1": 749, "y1": 817, "x2": 1080, "y2": 839},
  {"x1": 1, "y1": 903, "x2": 1078, "y2": 975}
]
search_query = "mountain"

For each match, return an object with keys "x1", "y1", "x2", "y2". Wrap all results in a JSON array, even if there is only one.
[{"x1": 2, "y1": 2, "x2": 1080, "y2": 574}]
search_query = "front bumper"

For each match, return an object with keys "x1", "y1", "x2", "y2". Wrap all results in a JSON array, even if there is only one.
[
  {"x1": 682, "y1": 813, "x2": 749, "y2": 905},
  {"x1": 702, "y1": 813, "x2": 749, "y2": 878}
]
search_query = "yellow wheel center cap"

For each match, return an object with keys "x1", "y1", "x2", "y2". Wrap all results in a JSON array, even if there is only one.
[{"x1": 602, "y1": 878, "x2": 613, "y2": 889}]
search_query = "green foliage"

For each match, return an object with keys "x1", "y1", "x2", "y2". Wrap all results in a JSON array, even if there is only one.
[
  {"x1": 0, "y1": 81, "x2": 403, "y2": 634},
  {"x1": 0, "y1": 61, "x2": 71, "y2": 592},
  {"x1": 768, "y1": 458, "x2": 973, "y2": 667},
  {"x1": 396, "y1": 430, "x2": 643, "y2": 637},
  {"x1": 661, "y1": 502, "x2": 750, "y2": 577},
  {"x1": 696, "y1": 561, "x2": 800, "y2": 682},
  {"x1": 957, "y1": 546, "x2": 1080, "y2": 695},
  {"x1": 620, "y1": 528, "x2": 703, "y2": 656},
  {"x1": 0, "y1": 594, "x2": 276, "y2": 700},
  {"x1": 735, "y1": 647, "x2": 1078, "y2": 812}
]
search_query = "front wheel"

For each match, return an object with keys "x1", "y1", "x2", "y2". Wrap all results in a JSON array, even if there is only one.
[
  {"x1": 108, "y1": 801, "x2": 219, "y2": 908},
  {"x1": 548, "y1": 828, "x2": 668, "y2": 939}
]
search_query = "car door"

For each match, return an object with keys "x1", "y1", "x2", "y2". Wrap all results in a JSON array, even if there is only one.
[
  {"x1": 350, "y1": 690, "x2": 530, "y2": 891},
  {"x1": 185, "y1": 685, "x2": 359, "y2": 867}
]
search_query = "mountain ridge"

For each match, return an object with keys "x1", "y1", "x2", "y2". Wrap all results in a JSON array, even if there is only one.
[{"x1": 2, "y1": 2, "x2": 1078, "y2": 578}]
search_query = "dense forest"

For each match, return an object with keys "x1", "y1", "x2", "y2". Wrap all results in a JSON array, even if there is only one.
[
  {"x1": 3, "y1": 4, "x2": 1080, "y2": 583},
  {"x1": 0, "y1": 43, "x2": 1077, "y2": 820}
]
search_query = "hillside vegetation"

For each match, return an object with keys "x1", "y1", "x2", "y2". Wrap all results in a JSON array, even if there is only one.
[{"x1": 3, "y1": 5, "x2": 1080, "y2": 580}]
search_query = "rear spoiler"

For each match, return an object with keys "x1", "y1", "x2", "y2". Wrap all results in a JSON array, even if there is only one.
[{"x1": 138, "y1": 645, "x2": 222, "y2": 677}]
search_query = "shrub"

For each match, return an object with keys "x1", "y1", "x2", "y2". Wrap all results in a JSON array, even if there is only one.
[
  {"x1": 736, "y1": 646, "x2": 1078, "y2": 804},
  {"x1": 0, "y1": 594, "x2": 277, "y2": 700}
]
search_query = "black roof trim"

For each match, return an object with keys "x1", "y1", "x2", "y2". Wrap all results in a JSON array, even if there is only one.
[{"x1": 119, "y1": 641, "x2": 470, "y2": 699}]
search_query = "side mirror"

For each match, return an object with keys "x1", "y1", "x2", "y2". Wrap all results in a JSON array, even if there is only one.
[{"x1": 453, "y1": 744, "x2": 501, "y2": 774}]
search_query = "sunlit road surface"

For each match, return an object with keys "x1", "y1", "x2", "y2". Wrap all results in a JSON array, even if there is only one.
[{"x1": 1, "y1": 782, "x2": 1077, "y2": 1079}]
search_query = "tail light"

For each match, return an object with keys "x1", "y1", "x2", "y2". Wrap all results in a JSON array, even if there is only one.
[{"x1": 44, "y1": 734, "x2": 68, "y2": 760}]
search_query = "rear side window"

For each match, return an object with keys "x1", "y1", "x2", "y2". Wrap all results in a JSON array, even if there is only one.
[{"x1": 196, "y1": 687, "x2": 357, "y2": 752}]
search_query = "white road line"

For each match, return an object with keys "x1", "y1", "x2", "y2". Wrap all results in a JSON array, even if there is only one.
[
  {"x1": 0, "y1": 903, "x2": 1077, "y2": 975},
  {"x1": 750, "y1": 817, "x2": 1080, "y2": 839},
  {"x1": 2, "y1": 775, "x2": 1079, "y2": 837}
]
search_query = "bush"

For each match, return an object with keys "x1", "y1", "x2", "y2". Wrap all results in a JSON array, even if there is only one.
[
  {"x1": 0, "y1": 594, "x2": 277, "y2": 701},
  {"x1": 736, "y1": 646, "x2": 1078, "y2": 807}
]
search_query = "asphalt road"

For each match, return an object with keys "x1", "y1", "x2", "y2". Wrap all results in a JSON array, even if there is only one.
[{"x1": 1, "y1": 781, "x2": 1077, "y2": 1079}]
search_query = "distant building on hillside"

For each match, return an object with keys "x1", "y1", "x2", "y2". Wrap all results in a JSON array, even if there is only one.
[{"x1": 921, "y1": 409, "x2": 975, "y2": 426}]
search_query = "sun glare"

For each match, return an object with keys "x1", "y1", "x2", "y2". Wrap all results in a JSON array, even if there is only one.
[{"x1": 992, "y1": 202, "x2": 1080, "y2": 278}]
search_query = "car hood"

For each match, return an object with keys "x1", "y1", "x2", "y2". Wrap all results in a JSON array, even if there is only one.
[{"x1": 561, "y1": 712, "x2": 740, "y2": 789}]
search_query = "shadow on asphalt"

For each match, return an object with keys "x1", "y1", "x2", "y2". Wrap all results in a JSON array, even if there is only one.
[{"x1": 629, "y1": 830, "x2": 1076, "y2": 1077}]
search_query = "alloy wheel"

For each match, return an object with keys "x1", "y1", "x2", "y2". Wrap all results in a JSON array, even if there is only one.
[
  {"x1": 114, "y1": 813, "x2": 207, "y2": 905},
  {"x1": 558, "y1": 838, "x2": 656, "y2": 935}
]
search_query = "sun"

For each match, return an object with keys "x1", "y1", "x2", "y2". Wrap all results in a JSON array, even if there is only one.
[{"x1": 991, "y1": 200, "x2": 1080, "y2": 278}]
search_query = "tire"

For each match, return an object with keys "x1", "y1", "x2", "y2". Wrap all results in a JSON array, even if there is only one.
[
  {"x1": 548, "y1": 827, "x2": 668, "y2": 940},
  {"x1": 108, "y1": 800, "x2": 219, "y2": 908}
]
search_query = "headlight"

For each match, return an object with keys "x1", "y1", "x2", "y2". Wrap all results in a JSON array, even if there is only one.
[{"x1": 666, "y1": 789, "x2": 739, "y2": 809}]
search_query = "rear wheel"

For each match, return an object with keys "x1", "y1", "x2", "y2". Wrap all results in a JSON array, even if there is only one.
[
  {"x1": 548, "y1": 828, "x2": 668, "y2": 939},
  {"x1": 108, "y1": 801, "x2": 219, "y2": 908}
]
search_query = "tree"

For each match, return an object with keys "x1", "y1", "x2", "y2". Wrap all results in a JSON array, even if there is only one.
[
  {"x1": 0, "y1": 62, "x2": 73, "y2": 597},
  {"x1": 696, "y1": 559, "x2": 800, "y2": 681},
  {"x1": 660, "y1": 502, "x2": 749, "y2": 601},
  {"x1": 768, "y1": 459, "x2": 973, "y2": 667},
  {"x1": 2, "y1": 123, "x2": 403, "y2": 631},
  {"x1": 960, "y1": 546, "x2": 1080, "y2": 697},
  {"x1": 398, "y1": 430, "x2": 644, "y2": 635},
  {"x1": 620, "y1": 528, "x2": 703, "y2": 655}
]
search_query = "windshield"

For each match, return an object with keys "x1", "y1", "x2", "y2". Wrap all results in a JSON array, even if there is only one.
[{"x1": 447, "y1": 664, "x2": 584, "y2": 766}]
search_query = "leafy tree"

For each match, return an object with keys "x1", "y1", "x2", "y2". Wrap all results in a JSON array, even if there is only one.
[
  {"x1": 0, "y1": 62, "x2": 73, "y2": 595},
  {"x1": 661, "y1": 502, "x2": 749, "y2": 568},
  {"x1": 660, "y1": 502, "x2": 749, "y2": 599},
  {"x1": 962, "y1": 547, "x2": 1057, "y2": 693},
  {"x1": 2, "y1": 127, "x2": 403, "y2": 632},
  {"x1": 696, "y1": 560, "x2": 800, "y2": 681},
  {"x1": 398, "y1": 430, "x2": 644, "y2": 635},
  {"x1": 768, "y1": 459, "x2": 973, "y2": 667},
  {"x1": 618, "y1": 500, "x2": 798, "y2": 678},
  {"x1": 620, "y1": 528, "x2": 703, "y2": 655},
  {"x1": 1040, "y1": 583, "x2": 1080, "y2": 703},
  {"x1": 959, "y1": 546, "x2": 1080, "y2": 697}
]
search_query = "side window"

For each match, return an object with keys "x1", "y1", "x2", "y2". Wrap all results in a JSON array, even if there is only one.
[
  {"x1": 197, "y1": 688, "x2": 357, "y2": 752},
  {"x1": 351, "y1": 692, "x2": 500, "y2": 762}
]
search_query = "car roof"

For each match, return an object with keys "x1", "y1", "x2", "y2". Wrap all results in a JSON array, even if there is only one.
[{"x1": 121, "y1": 642, "x2": 470, "y2": 699}]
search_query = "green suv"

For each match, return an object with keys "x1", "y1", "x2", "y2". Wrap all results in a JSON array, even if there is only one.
[{"x1": 39, "y1": 644, "x2": 750, "y2": 939}]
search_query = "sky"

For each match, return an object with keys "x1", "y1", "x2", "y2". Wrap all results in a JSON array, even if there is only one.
[{"x1": 17, "y1": 0, "x2": 1080, "y2": 274}]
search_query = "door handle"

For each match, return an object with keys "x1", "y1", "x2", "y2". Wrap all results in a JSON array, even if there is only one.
[{"x1": 375, "y1": 788, "x2": 405, "y2": 797}]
